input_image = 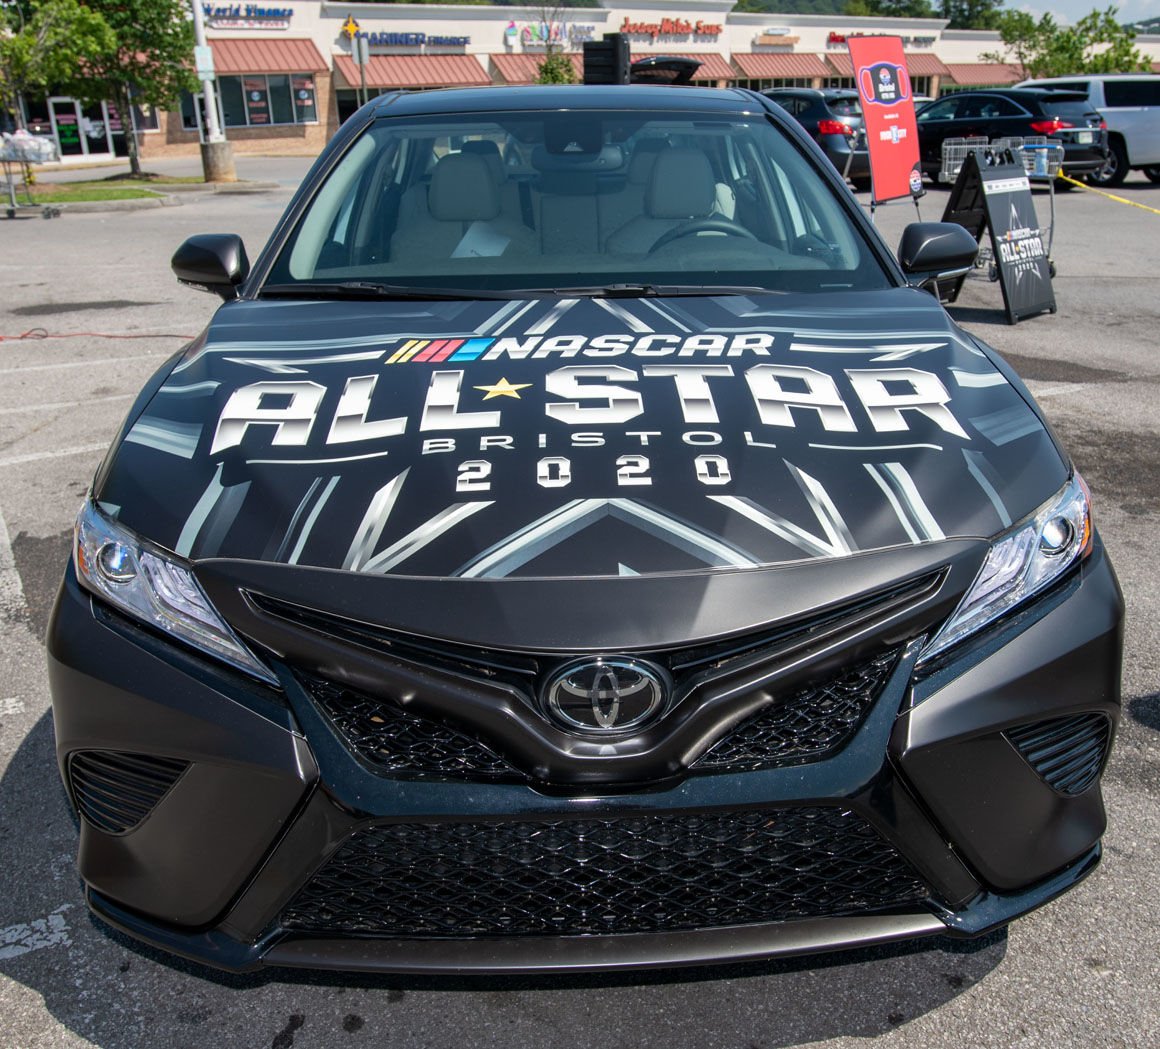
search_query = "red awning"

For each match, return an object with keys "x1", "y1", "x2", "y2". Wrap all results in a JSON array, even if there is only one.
[
  {"x1": 732, "y1": 53, "x2": 830, "y2": 80},
  {"x1": 333, "y1": 54, "x2": 490, "y2": 90},
  {"x1": 490, "y1": 52, "x2": 583, "y2": 85},
  {"x1": 826, "y1": 52, "x2": 949, "y2": 78},
  {"x1": 209, "y1": 37, "x2": 327, "y2": 75},
  {"x1": 631, "y1": 53, "x2": 737, "y2": 81},
  {"x1": 944, "y1": 63, "x2": 1022, "y2": 86}
]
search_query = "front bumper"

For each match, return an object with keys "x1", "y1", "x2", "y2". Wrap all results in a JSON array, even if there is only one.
[{"x1": 47, "y1": 542, "x2": 1123, "y2": 974}]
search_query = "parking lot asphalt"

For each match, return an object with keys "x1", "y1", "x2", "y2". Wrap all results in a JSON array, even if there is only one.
[{"x1": 0, "y1": 159, "x2": 1157, "y2": 1049}]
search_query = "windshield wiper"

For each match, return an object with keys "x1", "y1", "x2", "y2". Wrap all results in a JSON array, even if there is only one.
[
  {"x1": 258, "y1": 281, "x2": 785, "y2": 302},
  {"x1": 520, "y1": 283, "x2": 783, "y2": 298},
  {"x1": 259, "y1": 281, "x2": 517, "y2": 301}
]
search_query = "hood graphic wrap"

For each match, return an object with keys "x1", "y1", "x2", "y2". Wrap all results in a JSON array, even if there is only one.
[{"x1": 99, "y1": 290, "x2": 1067, "y2": 579}]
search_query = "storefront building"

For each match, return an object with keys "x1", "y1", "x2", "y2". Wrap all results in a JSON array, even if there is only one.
[{"x1": 20, "y1": 0, "x2": 1160, "y2": 162}]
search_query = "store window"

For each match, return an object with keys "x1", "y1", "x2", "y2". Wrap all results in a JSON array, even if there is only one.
[{"x1": 179, "y1": 73, "x2": 318, "y2": 131}]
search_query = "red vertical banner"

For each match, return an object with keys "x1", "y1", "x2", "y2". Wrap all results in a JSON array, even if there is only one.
[{"x1": 846, "y1": 36, "x2": 921, "y2": 204}]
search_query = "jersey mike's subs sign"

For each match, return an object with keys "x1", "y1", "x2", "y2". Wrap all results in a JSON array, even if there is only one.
[{"x1": 846, "y1": 35, "x2": 921, "y2": 204}]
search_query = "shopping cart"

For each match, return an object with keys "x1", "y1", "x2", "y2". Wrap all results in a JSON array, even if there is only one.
[
  {"x1": 1, "y1": 132, "x2": 62, "y2": 219},
  {"x1": 938, "y1": 137, "x2": 989, "y2": 184},
  {"x1": 995, "y1": 136, "x2": 1064, "y2": 261}
]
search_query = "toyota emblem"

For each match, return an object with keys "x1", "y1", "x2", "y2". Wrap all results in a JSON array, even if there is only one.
[{"x1": 544, "y1": 658, "x2": 668, "y2": 734}]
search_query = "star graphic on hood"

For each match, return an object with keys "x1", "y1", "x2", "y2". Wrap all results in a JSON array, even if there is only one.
[{"x1": 474, "y1": 377, "x2": 532, "y2": 400}]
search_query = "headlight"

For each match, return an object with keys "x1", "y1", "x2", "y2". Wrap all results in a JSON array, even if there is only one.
[
  {"x1": 921, "y1": 473, "x2": 1093, "y2": 663},
  {"x1": 74, "y1": 499, "x2": 278, "y2": 685}
]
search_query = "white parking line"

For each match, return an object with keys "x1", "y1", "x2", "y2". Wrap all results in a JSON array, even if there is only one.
[
  {"x1": 0, "y1": 354, "x2": 162, "y2": 376},
  {"x1": 0, "y1": 697, "x2": 25, "y2": 716},
  {"x1": 0, "y1": 501, "x2": 27, "y2": 619},
  {"x1": 0, "y1": 906, "x2": 72, "y2": 961},
  {"x1": 0, "y1": 394, "x2": 133, "y2": 416},
  {"x1": 0, "y1": 443, "x2": 108, "y2": 469}
]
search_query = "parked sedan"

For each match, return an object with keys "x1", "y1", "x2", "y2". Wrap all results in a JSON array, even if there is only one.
[
  {"x1": 48, "y1": 84, "x2": 1122, "y2": 975},
  {"x1": 916, "y1": 89, "x2": 1108, "y2": 183},
  {"x1": 763, "y1": 88, "x2": 870, "y2": 188}
]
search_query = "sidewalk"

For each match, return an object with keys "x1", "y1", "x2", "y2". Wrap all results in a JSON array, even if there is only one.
[{"x1": 33, "y1": 153, "x2": 316, "y2": 188}]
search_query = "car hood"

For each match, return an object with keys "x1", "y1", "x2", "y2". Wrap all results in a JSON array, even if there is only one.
[{"x1": 98, "y1": 288, "x2": 1066, "y2": 581}]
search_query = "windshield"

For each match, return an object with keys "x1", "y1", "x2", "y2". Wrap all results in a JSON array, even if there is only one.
[{"x1": 264, "y1": 108, "x2": 891, "y2": 296}]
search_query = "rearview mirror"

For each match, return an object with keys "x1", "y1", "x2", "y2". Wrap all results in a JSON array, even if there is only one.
[
  {"x1": 172, "y1": 234, "x2": 250, "y2": 300},
  {"x1": 897, "y1": 222, "x2": 978, "y2": 288}
]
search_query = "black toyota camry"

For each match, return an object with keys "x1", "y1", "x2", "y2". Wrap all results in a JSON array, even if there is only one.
[{"x1": 47, "y1": 86, "x2": 1123, "y2": 974}]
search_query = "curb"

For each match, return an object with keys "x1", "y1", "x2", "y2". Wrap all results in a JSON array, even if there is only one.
[
  {"x1": 54, "y1": 195, "x2": 179, "y2": 213},
  {"x1": 160, "y1": 181, "x2": 283, "y2": 194}
]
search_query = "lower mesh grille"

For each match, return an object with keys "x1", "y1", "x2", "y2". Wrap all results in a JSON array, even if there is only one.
[
  {"x1": 68, "y1": 750, "x2": 189, "y2": 834},
  {"x1": 1006, "y1": 713, "x2": 1111, "y2": 795},
  {"x1": 692, "y1": 649, "x2": 900, "y2": 770},
  {"x1": 281, "y1": 807, "x2": 929, "y2": 938}
]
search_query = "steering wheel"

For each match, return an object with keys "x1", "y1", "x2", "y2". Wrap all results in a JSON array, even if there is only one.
[{"x1": 648, "y1": 217, "x2": 758, "y2": 254}]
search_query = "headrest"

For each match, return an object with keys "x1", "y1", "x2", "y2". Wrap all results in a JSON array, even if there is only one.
[
  {"x1": 628, "y1": 138, "x2": 668, "y2": 185},
  {"x1": 428, "y1": 153, "x2": 500, "y2": 222},
  {"x1": 646, "y1": 148, "x2": 715, "y2": 220},
  {"x1": 460, "y1": 139, "x2": 506, "y2": 184}
]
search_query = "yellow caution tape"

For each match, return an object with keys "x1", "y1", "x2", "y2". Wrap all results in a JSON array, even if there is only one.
[{"x1": 1058, "y1": 174, "x2": 1160, "y2": 216}]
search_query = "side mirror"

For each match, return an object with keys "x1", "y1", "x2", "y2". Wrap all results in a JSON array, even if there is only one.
[
  {"x1": 897, "y1": 222, "x2": 978, "y2": 288},
  {"x1": 171, "y1": 234, "x2": 250, "y2": 300}
]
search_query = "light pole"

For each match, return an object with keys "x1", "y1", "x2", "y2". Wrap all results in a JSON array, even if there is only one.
[{"x1": 190, "y1": 0, "x2": 235, "y2": 181}]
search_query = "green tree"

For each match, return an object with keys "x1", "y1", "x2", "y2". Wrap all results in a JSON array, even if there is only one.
[
  {"x1": 76, "y1": 0, "x2": 198, "y2": 175},
  {"x1": 535, "y1": 52, "x2": 577, "y2": 84},
  {"x1": 0, "y1": 0, "x2": 114, "y2": 131},
  {"x1": 531, "y1": 4, "x2": 577, "y2": 85},
  {"x1": 843, "y1": 0, "x2": 936, "y2": 17},
  {"x1": 981, "y1": 6, "x2": 1151, "y2": 79},
  {"x1": 940, "y1": 0, "x2": 1003, "y2": 30}
]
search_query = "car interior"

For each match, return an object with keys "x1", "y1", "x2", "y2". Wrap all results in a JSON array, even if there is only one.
[{"x1": 271, "y1": 111, "x2": 888, "y2": 293}]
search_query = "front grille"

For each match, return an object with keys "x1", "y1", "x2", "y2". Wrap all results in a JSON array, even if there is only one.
[
  {"x1": 1006, "y1": 713, "x2": 1112, "y2": 795},
  {"x1": 281, "y1": 807, "x2": 929, "y2": 938},
  {"x1": 692, "y1": 650, "x2": 900, "y2": 771},
  {"x1": 68, "y1": 750, "x2": 189, "y2": 834},
  {"x1": 303, "y1": 675, "x2": 523, "y2": 781}
]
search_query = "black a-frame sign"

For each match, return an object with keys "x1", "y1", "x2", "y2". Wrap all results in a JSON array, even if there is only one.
[{"x1": 940, "y1": 150, "x2": 1056, "y2": 324}]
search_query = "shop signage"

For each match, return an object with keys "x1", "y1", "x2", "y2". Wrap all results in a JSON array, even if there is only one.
[
  {"x1": 505, "y1": 21, "x2": 596, "y2": 49},
  {"x1": 754, "y1": 34, "x2": 800, "y2": 47},
  {"x1": 618, "y1": 18, "x2": 723, "y2": 42},
  {"x1": 203, "y1": 4, "x2": 293, "y2": 30},
  {"x1": 828, "y1": 31, "x2": 936, "y2": 49},
  {"x1": 340, "y1": 16, "x2": 468, "y2": 49},
  {"x1": 847, "y1": 35, "x2": 920, "y2": 204},
  {"x1": 360, "y1": 32, "x2": 471, "y2": 48}
]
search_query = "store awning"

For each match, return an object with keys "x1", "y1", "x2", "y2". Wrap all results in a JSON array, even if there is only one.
[
  {"x1": 333, "y1": 54, "x2": 490, "y2": 90},
  {"x1": 490, "y1": 52, "x2": 583, "y2": 85},
  {"x1": 826, "y1": 52, "x2": 949, "y2": 78},
  {"x1": 632, "y1": 53, "x2": 737, "y2": 81},
  {"x1": 944, "y1": 63, "x2": 1022, "y2": 86},
  {"x1": 732, "y1": 53, "x2": 830, "y2": 80},
  {"x1": 210, "y1": 37, "x2": 327, "y2": 75}
]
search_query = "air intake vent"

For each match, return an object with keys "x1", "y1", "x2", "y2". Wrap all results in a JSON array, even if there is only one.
[
  {"x1": 1006, "y1": 713, "x2": 1111, "y2": 795},
  {"x1": 68, "y1": 751, "x2": 189, "y2": 834},
  {"x1": 281, "y1": 807, "x2": 930, "y2": 938}
]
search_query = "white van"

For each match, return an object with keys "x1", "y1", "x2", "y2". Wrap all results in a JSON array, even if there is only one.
[{"x1": 1015, "y1": 74, "x2": 1160, "y2": 186}]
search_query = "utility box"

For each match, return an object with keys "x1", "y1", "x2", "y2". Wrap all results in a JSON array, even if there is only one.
[{"x1": 583, "y1": 34, "x2": 630, "y2": 85}]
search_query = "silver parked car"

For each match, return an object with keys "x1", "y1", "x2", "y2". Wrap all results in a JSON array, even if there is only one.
[{"x1": 1016, "y1": 74, "x2": 1160, "y2": 186}]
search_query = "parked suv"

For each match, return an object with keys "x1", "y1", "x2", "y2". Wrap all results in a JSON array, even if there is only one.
[
  {"x1": 1016, "y1": 75, "x2": 1160, "y2": 186},
  {"x1": 916, "y1": 89, "x2": 1108, "y2": 184},
  {"x1": 763, "y1": 88, "x2": 870, "y2": 189}
]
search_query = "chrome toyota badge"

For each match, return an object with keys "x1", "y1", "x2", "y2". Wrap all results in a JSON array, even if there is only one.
[{"x1": 544, "y1": 658, "x2": 668, "y2": 734}]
